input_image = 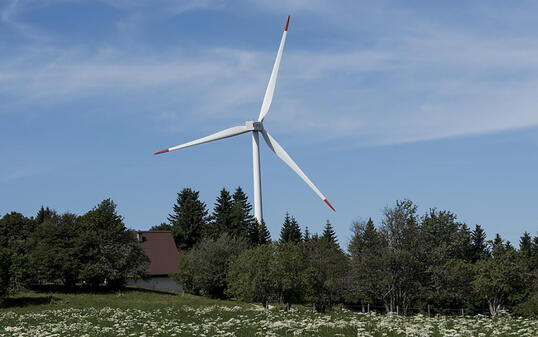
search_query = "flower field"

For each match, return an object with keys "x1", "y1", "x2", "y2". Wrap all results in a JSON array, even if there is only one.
[{"x1": 2, "y1": 303, "x2": 537, "y2": 337}]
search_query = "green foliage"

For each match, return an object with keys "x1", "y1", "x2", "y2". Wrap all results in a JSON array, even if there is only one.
[
  {"x1": 473, "y1": 247, "x2": 530, "y2": 316},
  {"x1": 419, "y1": 209, "x2": 475, "y2": 309},
  {"x1": 303, "y1": 235, "x2": 348, "y2": 312},
  {"x1": 29, "y1": 213, "x2": 81, "y2": 288},
  {"x1": 247, "y1": 219, "x2": 272, "y2": 245},
  {"x1": 77, "y1": 199, "x2": 149, "y2": 288},
  {"x1": 2, "y1": 193, "x2": 537, "y2": 318},
  {"x1": 274, "y1": 242, "x2": 305, "y2": 306},
  {"x1": 150, "y1": 223, "x2": 173, "y2": 231},
  {"x1": 470, "y1": 225, "x2": 490, "y2": 262},
  {"x1": 227, "y1": 242, "x2": 305, "y2": 309},
  {"x1": 206, "y1": 188, "x2": 234, "y2": 240},
  {"x1": 279, "y1": 213, "x2": 302, "y2": 244},
  {"x1": 322, "y1": 220, "x2": 338, "y2": 246},
  {"x1": 256, "y1": 220, "x2": 271, "y2": 245},
  {"x1": 377, "y1": 199, "x2": 422, "y2": 314},
  {"x1": 176, "y1": 233, "x2": 249, "y2": 299},
  {"x1": 0, "y1": 248, "x2": 10, "y2": 305},
  {"x1": 168, "y1": 188, "x2": 209, "y2": 250},
  {"x1": 303, "y1": 226, "x2": 311, "y2": 242},
  {"x1": 227, "y1": 243, "x2": 276, "y2": 307},
  {"x1": 349, "y1": 218, "x2": 388, "y2": 305},
  {"x1": 230, "y1": 187, "x2": 256, "y2": 239},
  {"x1": 0, "y1": 212, "x2": 35, "y2": 296}
]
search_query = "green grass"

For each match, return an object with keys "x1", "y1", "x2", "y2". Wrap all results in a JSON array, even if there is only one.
[
  {"x1": 1, "y1": 288, "x2": 537, "y2": 336},
  {"x1": 1, "y1": 287, "x2": 235, "y2": 313}
]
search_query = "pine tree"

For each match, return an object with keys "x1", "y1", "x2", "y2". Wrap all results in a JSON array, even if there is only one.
[
  {"x1": 470, "y1": 224, "x2": 489, "y2": 262},
  {"x1": 491, "y1": 233, "x2": 505, "y2": 257},
  {"x1": 519, "y1": 232, "x2": 532, "y2": 257},
  {"x1": 207, "y1": 188, "x2": 234, "y2": 240},
  {"x1": 303, "y1": 226, "x2": 311, "y2": 242},
  {"x1": 231, "y1": 187, "x2": 255, "y2": 239},
  {"x1": 289, "y1": 217, "x2": 302, "y2": 243},
  {"x1": 279, "y1": 213, "x2": 291, "y2": 243},
  {"x1": 35, "y1": 206, "x2": 59, "y2": 225},
  {"x1": 278, "y1": 213, "x2": 292, "y2": 243},
  {"x1": 168, "y1": 188, "x2": 209, "y2": 250},
  {"x1": 322, "y1": 220, "x2": 338, "y2": 245},
  {"x1": 257, "y1": 220, "x2": 271, "y2": 244},
  {"x1": 280, "y1": 213, "x2": 302, "y2": 243}
]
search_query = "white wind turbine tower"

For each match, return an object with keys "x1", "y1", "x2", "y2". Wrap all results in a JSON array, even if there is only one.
[{"x1": 155, "y1": 16, "x2": 335, "y2": 224}]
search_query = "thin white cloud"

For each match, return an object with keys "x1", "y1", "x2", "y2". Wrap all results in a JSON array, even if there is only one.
[
  {"x1": 0, "y1": 0, "x2": 50, "y2": 41},
  {"x1": 2, "y1": 1, "x2": 538, "y2": 146},
  {"x1": 0, "y1": 167, "x2": 38, "y2": 183}
]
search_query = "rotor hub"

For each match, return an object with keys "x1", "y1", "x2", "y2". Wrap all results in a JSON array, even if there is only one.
[{"x1": 245, "y1": 121, "x2": 263, "y2": 131}]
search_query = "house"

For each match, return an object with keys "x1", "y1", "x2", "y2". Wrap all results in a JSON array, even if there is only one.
[{"x1": 127, "y1": 230, "x2": 183, "y2": 292}]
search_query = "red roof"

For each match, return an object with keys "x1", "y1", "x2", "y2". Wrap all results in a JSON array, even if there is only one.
[{"x1": 136, "y1": 231, "x2": 181, "y2": 276}]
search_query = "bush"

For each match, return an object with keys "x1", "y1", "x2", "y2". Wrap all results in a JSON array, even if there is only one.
[{"x1": 175, "y1": 233, "x2": 249, "y2": 299}]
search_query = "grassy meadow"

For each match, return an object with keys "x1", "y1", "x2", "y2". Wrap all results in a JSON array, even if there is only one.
[{"x1": 1, "y1": 288, "x2": 537, "y2": 337}]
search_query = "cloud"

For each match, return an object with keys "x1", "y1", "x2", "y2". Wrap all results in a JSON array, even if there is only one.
[
  {"x1": 0, "y1": 167, "x2": 38, "y2": 183},
  {"x1": 2, "y1": 1, "x2": 538, "y2": 146},
  {"x1": 0, "y1": 0, "x2": 50, "y2": 41}
]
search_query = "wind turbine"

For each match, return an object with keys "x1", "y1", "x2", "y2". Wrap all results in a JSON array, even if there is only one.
[{"x1": 154, "y1": 16, "x2": 335, "y2": 225}]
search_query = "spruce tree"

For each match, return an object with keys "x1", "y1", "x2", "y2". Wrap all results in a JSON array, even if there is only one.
[
  {"x1": 207, "y1": 188, "x2": 234, "y2": 240},
  {"x1": 257, "y1": 220, "x2": 271, "y2": 244},
  {"x1": 280, "y1": 213, "x2": 302, "y2": 243},
  {"x1": 519, "y1": 232, "x2": 532, "y2": 257},
  {"x1": 290, "y1": 217, "x2": 302, "y2": 243},
  {"x1": 36, "y1": 206, "x2": 59, "y2": 225},
  {"x1": 280, "y1": 212, "x2": 291, "y2": 242},
  {"x1": 322, "y1": 220, "x2": 338, "y2": 245},
  {"x1": 303, "y1": 226, "x2": 311, "y2": 242},
  {"x1": 279, "y1": 213, "x2": 291, "y2": 243},
  {"x1": 231, "y1": 187, "x2": 255, "y2": 238},
  {"x1": 470, "y1": 224, "x2": 489, "y2": 262},
  {"x1": 168, "y1": 188, "x2": 209, "y2": 250}
]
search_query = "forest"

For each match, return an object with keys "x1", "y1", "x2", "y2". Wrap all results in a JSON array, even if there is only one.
[{"x1": 1, "y1": 187, "x2": 536, "y2": 318}]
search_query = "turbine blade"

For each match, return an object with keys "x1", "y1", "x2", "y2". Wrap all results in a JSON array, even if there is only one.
[
  {"x1": 261, "y1": 130, "x2": 335, "y2": 211},
  {"x1": 258, "y1": 15, "x2": 290, "y2": 122},
  {"x1": 154, "y1": 125, "x2": 249, "y2": 155}
]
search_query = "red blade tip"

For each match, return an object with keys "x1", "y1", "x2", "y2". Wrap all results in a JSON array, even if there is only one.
[
  {"x1": 285, "y1": 15, "x2": 290, "y2": 31},
  {"x1": 154, "y1": 149, "x2": 169, "y2": 155},
  {"x1": 324, "y1": 199, "x2": 336, "y2": 212}
]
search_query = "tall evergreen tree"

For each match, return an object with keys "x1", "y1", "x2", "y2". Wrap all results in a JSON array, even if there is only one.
[
  {"x1": 207, "y1": 188, "x2": 234, "y2": 240},
  {"x1": 471, "y1": 224, "x2": 489, "y2": 262},
  {"x1": 257, "y1": 220, "x2": 271, "y2": 245},
  {"x1": 167, "y1": 188, "x2": 209, "y2": 250},
  {"x1": 519, "y1": 232, "x2": 532, "y2": 257},
  {"x1": 349, "y1": 217, "x2": 386, "y2": 306},
  {"x1": 491, "y1": 233, "x2": 505, "y2": 257},
  {"x1": 280, "y1": 213, "x2": 292, "y2": 243},
  {"x1": 231, "y1": 187, "x2": 255, "y2": 239},
  {"x1": 280, "y1": 213, "x2": 301, "y2": 243},
  {"x1": 303, "y1": 226, "x2": 311, "y2": 242},
  {"x1": 289, "y1": 217, "x2": 302, "y2": 243},
  {"x1": 322, "y1": 220, "x2": 338, "y2": 245},
  {"x1": 35, "y1": 206, "x2": 59, "y2": 225}
]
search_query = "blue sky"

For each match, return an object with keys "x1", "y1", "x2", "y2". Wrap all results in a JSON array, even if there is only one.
[{"x1": 1, "y1": 0, "x2": 537, "y2": 247}]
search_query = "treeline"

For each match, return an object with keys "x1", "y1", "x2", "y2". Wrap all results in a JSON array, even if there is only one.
[
  {"x1": 168, "y1": 188, "x2": 537, "y2": 317},
  {"x1": 2, "y1": 187, "x2": 537, "y2": 318},
  {"x1": 0, "y1": 199, "x2": 148, "y2": 305},
  {"x1": 150, "y1": 187, "x2": 270, "y2": 248}
]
